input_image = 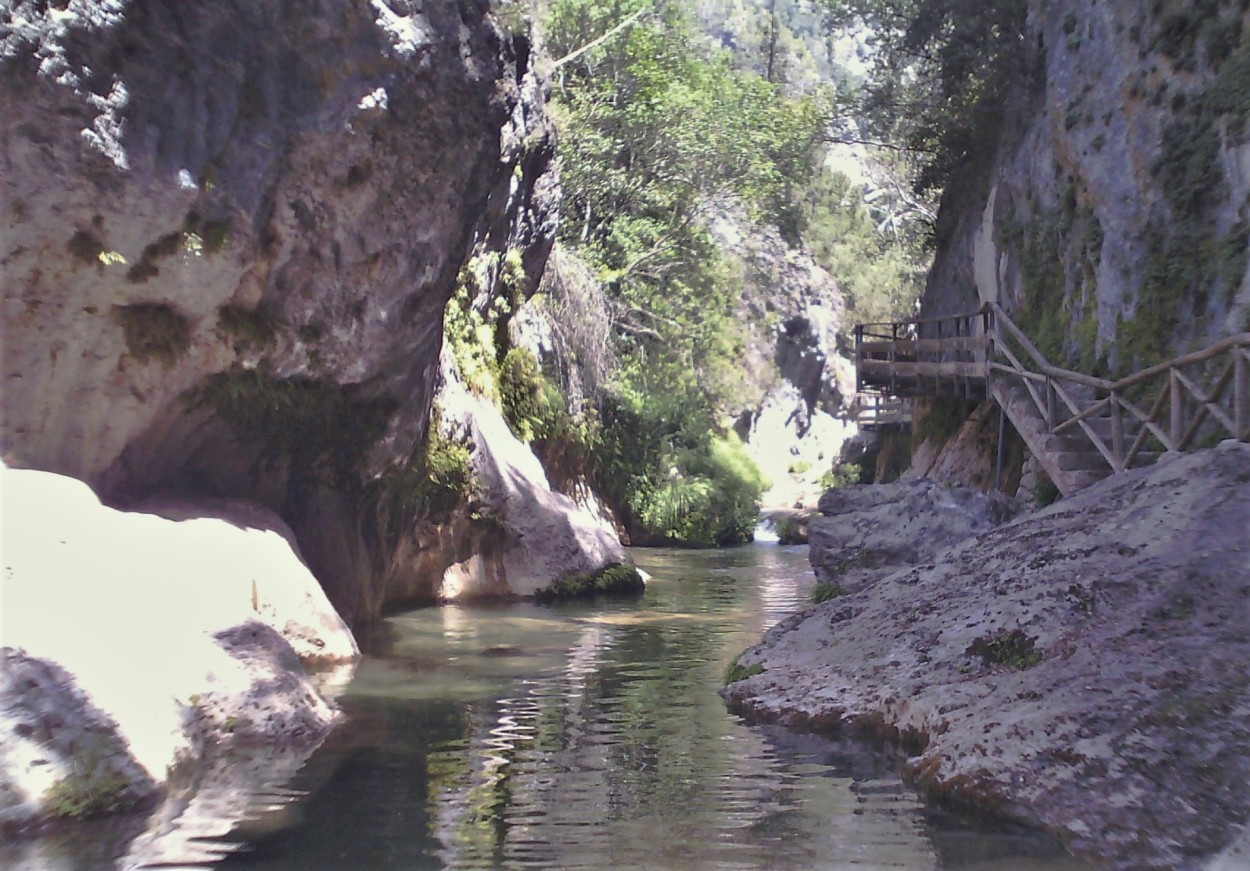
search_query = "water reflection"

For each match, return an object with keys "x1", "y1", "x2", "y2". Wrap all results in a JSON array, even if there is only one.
[
  {"x1": 0, "y1": 663, "x2": 355, "y2": 871},
  {"x1": 214, "y1": 546, "x2": 1085, "y2": 870}
]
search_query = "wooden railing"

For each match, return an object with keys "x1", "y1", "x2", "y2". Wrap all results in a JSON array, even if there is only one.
[
  {"x1": 849, "y1": 391, "x2": 913, "y2": 428},
  {"x1": 985, "y1": 301, "x2": 1250, "y2": 472},
  {"x1": 855, "y1": 301, "x2": 1250, "y2": 476},
  {"x1": 854, "y1": 309, "x2": 990, "y2": 398}
]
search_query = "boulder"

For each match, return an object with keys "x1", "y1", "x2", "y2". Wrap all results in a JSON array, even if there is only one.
[
  {"x1": 440, "y1": 362, "x2": 631, "y2": 599},
  {"x1": 0, "y1": 464, "x2": 357, "y2": 832},
  {"x1": 809, "y1": 478, "x2": 1020, "y2": 590},
  {"x1": 724, "y1": 442, "x2": 1250, "y2": 870}
]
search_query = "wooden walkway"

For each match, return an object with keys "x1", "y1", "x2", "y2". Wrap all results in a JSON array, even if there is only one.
[{"x1": 854, "y1": 303, "x2": 1250, "y2": 494}]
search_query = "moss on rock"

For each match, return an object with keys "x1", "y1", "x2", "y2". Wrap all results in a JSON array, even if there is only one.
[{"x1": 535, "y1": 563, "x2": 645, "y2": 602}]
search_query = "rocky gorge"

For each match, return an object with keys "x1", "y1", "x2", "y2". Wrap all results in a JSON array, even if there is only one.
[{"x1": 3, "y1": 0, "x2": 1249, "y2": 866}]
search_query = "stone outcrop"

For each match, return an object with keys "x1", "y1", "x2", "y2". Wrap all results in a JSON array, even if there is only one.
[
  {"x1": 724, "y1": 441, "x2": 1250, "y2": 870},
  {"x1": 808, "y1": 478, "x2": 1020, "y2": 591},
  {"x1": 0, "y1": 464, "x2": 356, "y2": 834},
  {"x1": 374, "y1": 353, "x2": 630, "y2": 604},
  {"x1": 0, "y1": 0, "x2": 558, "y2": 622},
  {"x1": 922, "y1": 0, "x2": 1249, "y2": 366}
]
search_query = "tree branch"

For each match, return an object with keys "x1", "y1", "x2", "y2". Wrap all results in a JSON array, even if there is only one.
[{"x1": 552, "y1": 6, "x2": 650, "y2": 70}]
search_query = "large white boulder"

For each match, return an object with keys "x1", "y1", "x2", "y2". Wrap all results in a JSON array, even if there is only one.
[{"x1": 0, "y1": 464, "x2": 357, "y2": 831}]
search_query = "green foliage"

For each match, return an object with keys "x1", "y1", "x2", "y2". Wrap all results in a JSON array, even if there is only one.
[
  {"x1": 798, "y1": 164, "x2": 929, "y2": 325},
  {"x1": 912, "y1": 397, "x2": 975, "y2": 448},
  {"x1": 724, "y1": 653, "x2": 764, "y2": 684},
  {"x1": 818, "y1": 462, "x2": 862, "y2": 491},
  {"x1": 966, "y1": 629, "x2": 1043, "y2": 670},
  {"x1": 535, "y1": 563, "x2": 646, "y2": 601},
  {"x1": 834, "y1": 0, "x2": 1036, "y2": 196},
  {"x1": 42, "y1": 742, "x2": 132, "y2": 819},
  {"x1": 185, "y1": 367, "x2": 396, "y2": 490},
  {"x1": 1034, "y1": 471, "x2": 1061, "y2": 507},
  {"x1": 621, "y1": 428, "x2": 765, "y2": 547},
  {"x1": 113, "y1": 302, "x2": 191, "y2": 367},
  {"x1": 446, "y1": 258, "x2": 505, "y2": 399},
  {"x1": 545, "y1": 0, "x2": 824, "y2": 547},
  {"x1": 811, "y1": 581, "x2": 845, "y2": 603},
  {"x1": 368, "y1": 406, "x2": 473, "y2": 533}
]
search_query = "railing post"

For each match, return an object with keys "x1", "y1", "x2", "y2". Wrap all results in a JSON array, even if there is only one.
[
  {"x1": 1235, "y1": 345, "x2": 1248, "y2": 441},
  {"x1": 855, "y1": 324, "x2": 863, "y2": 393},
  {"x1": 1110, "y1": 393, "x2": 1125, "y2": 470},
  {"x1": 1170, "y1": 369, "x2": 1184, "y2": 448}
]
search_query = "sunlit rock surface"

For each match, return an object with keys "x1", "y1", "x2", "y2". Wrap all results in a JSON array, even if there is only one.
[
  {"x1": 379, "y1": 355, "x2": 631, "y2": 603},
  {"x1": 725, "y1": 441, "x2": 1250, "y2": 870},
  {"x1": 0, "y1": 464, "x2": 356, "y2": 834}
]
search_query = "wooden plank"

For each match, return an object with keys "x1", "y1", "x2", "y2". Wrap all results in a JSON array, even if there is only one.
[{"x1": 1237, "y1": 347, "x2": 1249, "y2": 439}]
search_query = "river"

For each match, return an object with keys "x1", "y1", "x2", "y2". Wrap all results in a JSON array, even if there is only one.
[{"x1": 209, "y1": 544, "x2": 1084, "y2": 870}]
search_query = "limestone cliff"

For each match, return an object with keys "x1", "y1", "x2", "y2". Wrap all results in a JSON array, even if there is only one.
[
  {"x1": 923, "y1": 0, "x2": 1249, "y2": 371},
  {"x1": 0, "y1": 0, "x2": 561, "y2": 621}
]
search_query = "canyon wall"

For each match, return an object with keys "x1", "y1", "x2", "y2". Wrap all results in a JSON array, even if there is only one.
[
  {"x1": 924, "y1": 0, "x2": 1249, "y2": 372},
  {"x1": 1, "y1": 0, "x2": 560, "y2": 621}
]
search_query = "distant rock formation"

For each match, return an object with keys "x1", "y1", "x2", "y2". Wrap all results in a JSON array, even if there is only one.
[
  {"x1": 707, "y1": 204, "x2": 858, "y2": 509},
  {"x1": 725, "y1": 441, "x2": 1250, "y2": 869},
  {"x1": 807, "y1": 478, "x2": 1020, "y2": 591}
]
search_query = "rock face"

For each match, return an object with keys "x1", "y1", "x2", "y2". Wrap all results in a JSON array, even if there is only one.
[
  {"x1": 707, "y1": 205, "x2": 859, "y2": 507},
  {"x1": 922, "y1": 0, "x2": 1249, "y2": 366},
  {"x1": 375, "y1": 354, "x2": 630, "y2": 604},
  {"x1": 0, "y1": 0, "x2": 557, "y2": 621},
  {"x1": 0, "y1": 464, "x2": 356, "y2": 832},
  {"x1": 808, "y1": 478, "x2": 1020, "y2": 591},
  {"x1": 724, "y1": 441, "x2": 1250, "y2": 870}
]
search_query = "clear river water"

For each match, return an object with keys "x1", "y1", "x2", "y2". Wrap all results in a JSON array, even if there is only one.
[
  {"x1": 216, "y1": 545, "x2": 1086, "y2": 871},
  {"x1": 8, "y1": 545, "x2": 1092, "y2": 870}
]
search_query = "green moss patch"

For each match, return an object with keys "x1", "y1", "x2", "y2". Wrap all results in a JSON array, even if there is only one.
[
  {"x1": 966, "y1": 629, "x2": 1043, "y2": 670},
  {"x1": 113, "y1": 303, "x2": 191, "y2": 367},
  {"x1": 724, "y1": 653, "x2": 764, "y2": 685},
  {"x1": 535, "y1": 563, "x2": 645, "y2": 602},
  {"x1": 811, "y1": 581, "x2": 845, "y2": 604},
  {"x1": 184, "y1": 367, "x2": 396, "y2": 489},
  {"x1": 217, "y1": 304, "x2": 279, "y2": 352}
]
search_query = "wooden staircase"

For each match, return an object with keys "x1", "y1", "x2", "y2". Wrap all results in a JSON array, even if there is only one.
[{"x1": 854, "y1": 303, "x2": 1250, "y2": 495}]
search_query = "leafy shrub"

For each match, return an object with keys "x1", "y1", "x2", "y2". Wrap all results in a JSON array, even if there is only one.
[
  {"x1": 966, "y1": 629, "x2": 1043, "y2": 670},
  {"x1": 811, "y1": 581, "x2": 845, "y2": 603},
  {"x1": 623, "y1": 430, "x2": 765, "y2": 546}
]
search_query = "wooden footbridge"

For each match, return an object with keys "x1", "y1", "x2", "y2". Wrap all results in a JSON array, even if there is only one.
[{"x1": 853, "y1": 303, "x2": 1250, "y2": 494}]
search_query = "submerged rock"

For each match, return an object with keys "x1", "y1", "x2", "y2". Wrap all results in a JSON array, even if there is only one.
[
  {"x1": 724, "y1": 441, "x2": 1250, "y2": 869},
  {"x1": 809, "y1": 478, "x2": 1020, "y2": 591},
  {"x1": 0, "y1": 464, "x2": 356, "y2": 833}
]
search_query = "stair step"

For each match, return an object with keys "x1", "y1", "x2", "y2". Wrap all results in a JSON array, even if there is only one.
[{"x1": 1053, "y1": 451, "x2": 1113, "y2": 471}]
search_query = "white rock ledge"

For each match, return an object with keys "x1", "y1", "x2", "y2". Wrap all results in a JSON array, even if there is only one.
[{"x1": 0, "y1": 463, "x2": 358, "y2": 833}]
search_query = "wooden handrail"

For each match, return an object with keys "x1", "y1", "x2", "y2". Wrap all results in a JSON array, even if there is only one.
[{"x1": 854, "y1": 300, "x2": 1250, "y2": 486}]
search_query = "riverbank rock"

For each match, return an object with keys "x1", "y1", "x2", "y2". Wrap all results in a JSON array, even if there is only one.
[
  {"x1": 723, "y1": 441, "x2": 1250, "y2": 870},
  {"x1": 0, "y1": 464, "x2": 357, "y2": 833},
  {"x1": 809, "y1": 478, "x2": 1021, "y2": 591}
]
